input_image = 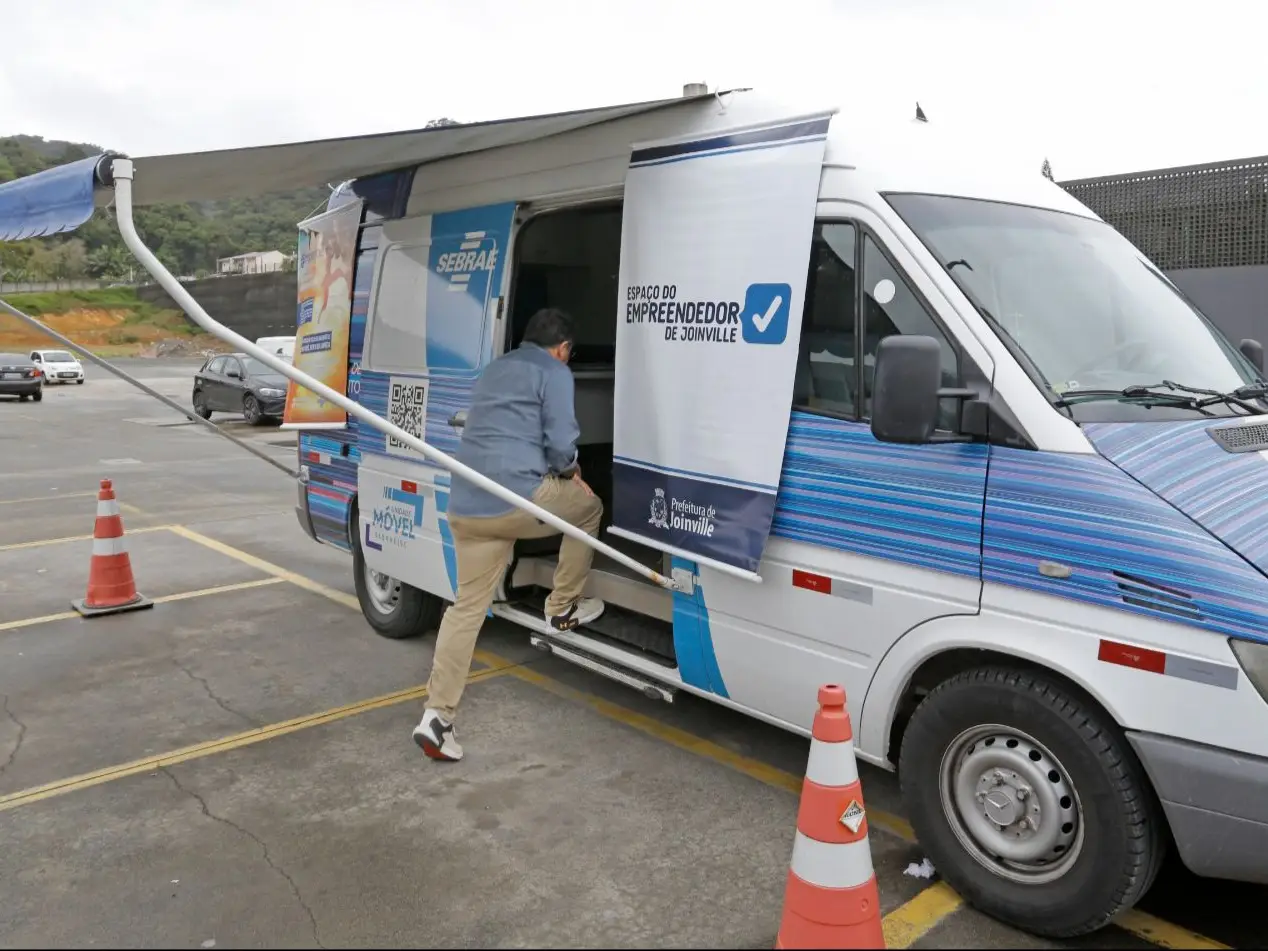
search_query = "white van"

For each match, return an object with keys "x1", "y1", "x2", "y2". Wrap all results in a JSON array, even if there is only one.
[
  {"x1": 271, "y1": 90, "x2": 1268, "y2": 937},
  {"x1": 255, "y1": 335, "x2": 295, "y2": 362}
]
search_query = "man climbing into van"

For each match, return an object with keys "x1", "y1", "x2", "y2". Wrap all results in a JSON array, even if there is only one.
[{"x1": 413, "y1": 307, "x2": 605, "y2": 761}]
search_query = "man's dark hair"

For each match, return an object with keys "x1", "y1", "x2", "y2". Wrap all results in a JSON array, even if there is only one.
[{"x1": 521, "y1": 307, "x2": 575, "y2": 349}]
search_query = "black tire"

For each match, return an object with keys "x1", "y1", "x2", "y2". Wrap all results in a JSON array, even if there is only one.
[
  {"x1": 192, "y1": 390, "x2": 212, "y2": 419},
  {"x1": 17, "y1": 394, "x2": 27, "y2": 402},
  {"x1": 899, "y1": 666, "x2": 1165, "y2": 939},
  {"x1": 76, "y1": 379, "x2": 84, "y2": 385},
  {"x1": 30, "y1": 389, "x2": 41, "y2": 403},
  {"x1": 243, "y1": 393, "x2": 264, "y2": 426},
  {"x1": 351, "y1": 507, "x2": 446, "y2": 639}
]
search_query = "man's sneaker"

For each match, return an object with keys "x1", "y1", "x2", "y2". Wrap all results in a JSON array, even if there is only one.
[
  {"x1": 548, "y1": 596, "x2": 605, "y2": 632},
  {"x1": 412, "y1": 709, "x2": 463, "y2": 761}
]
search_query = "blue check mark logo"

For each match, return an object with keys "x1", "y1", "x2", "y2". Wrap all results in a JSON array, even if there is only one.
[{"x1": 741, "y1": 283, "x2": 792, "y2": 345}]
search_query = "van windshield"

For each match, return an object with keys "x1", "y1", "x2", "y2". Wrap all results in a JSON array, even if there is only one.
[{"x1": 886, "y1": 193, "x2": 1263, "y2": 420}]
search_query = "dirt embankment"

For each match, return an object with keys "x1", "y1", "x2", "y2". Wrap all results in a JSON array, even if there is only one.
[{"x1": 0, "y1": 308, "x2": 232, "y2": 358}]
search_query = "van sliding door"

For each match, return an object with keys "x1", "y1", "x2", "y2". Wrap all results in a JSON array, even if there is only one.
[{"x1": 357, "y1": 201, "x2": 518, "y2": 600}]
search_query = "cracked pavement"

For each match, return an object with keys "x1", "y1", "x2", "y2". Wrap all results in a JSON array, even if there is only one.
[
  {"x1": 161, "y1": 767, "x2": 325, "y2": 949},
  {"x1": 0, "y1": 694, "x2": 26, "y2": 776}
]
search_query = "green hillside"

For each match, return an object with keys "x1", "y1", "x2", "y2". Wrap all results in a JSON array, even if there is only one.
[{"x1": 0, "y1": 134, "x2": 328, "y2": 284}]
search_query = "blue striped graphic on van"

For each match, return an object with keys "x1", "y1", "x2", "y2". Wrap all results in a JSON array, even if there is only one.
[{"x1": 773, "y1": 412, "x2": 1268, "y2": 643}]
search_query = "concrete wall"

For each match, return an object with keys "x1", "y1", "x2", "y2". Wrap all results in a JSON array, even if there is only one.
[
  {"x1": 1167, "y1": 265, "x2": 1268, "y2": 348},
  {"x1": 137, "y1": 271, "x2": 296, "y2": 339}
]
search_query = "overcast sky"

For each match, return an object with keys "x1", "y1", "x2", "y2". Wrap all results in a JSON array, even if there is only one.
[{"x1": 2, "y1": 0, "x2": 1264, "y2": 181}]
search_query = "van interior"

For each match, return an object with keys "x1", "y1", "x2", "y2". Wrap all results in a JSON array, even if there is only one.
[{"x1": 503, "y1": 203, "x2": 679, "y2": 662}]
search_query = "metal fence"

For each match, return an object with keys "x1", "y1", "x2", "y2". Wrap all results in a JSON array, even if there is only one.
[
  {"x1": 1062, "y1": 155, "x2": 1268, "y2": 271},
  {"x1": 0, "y1": 279, "x2": 111, "y2": 293}
]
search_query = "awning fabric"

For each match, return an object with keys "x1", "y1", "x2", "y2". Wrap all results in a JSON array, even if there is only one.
[
  {"x1": 0, "y1": 92, "x2": 716, "y2": 242},
  {"x1": 0, "y1": 154, "x2": 115, "y2": 241}
]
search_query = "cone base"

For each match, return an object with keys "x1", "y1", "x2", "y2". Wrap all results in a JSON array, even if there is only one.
[{"x1": 71, "y1": 594, "x2": 154, "y2": 618}]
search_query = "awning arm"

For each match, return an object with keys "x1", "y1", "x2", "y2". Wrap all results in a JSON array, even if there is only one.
[{"x1": 108, "y1": 158, "x2": 679, "y2": 594}]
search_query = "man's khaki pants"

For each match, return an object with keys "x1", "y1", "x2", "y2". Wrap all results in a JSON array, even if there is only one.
[{"x1": 425, "y1": 475, "x2": 603, "y2": 721}]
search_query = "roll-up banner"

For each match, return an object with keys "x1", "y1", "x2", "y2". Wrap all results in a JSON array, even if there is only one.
[
  {"x1": 283, "y1": 196, "x2": 364, "y2": 429},
  {"x1": 609, "y1": 114, "x2": 833, "y2": 578}
]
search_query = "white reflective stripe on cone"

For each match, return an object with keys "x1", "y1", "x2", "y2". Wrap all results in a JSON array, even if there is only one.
[
  {"x1": 805, "y1": 737, "x2": 859, "y2": 788},
  {"x1": 92, "y1": 535, "x2": 129, "y2": 556},
  {"x1": 96, "y1": 499, "x2": 120, "y2": 517},
  {"x1": 789, "y1": 831, "x2": 875, "y2": 890}
]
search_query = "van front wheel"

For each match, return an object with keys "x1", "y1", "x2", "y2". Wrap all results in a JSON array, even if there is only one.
[
  {"x1": 899, "y1": 666, "x2": 1165, "y2": 939},
  {"x1": 352, "y1": 520, "x2": 445, "y2": 640}
]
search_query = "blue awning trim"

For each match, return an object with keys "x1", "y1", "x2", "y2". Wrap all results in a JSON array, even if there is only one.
[{"x1": 0, "y1": 154, "x2": 112, "y2": 242}]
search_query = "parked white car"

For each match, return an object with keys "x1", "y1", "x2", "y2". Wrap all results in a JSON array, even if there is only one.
[{"x1": 29, "y1": 349, "x2": 84, "y2": 384}]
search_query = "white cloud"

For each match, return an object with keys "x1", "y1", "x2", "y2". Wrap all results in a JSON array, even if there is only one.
[{"x1": 2, "y1": 0, "x2": 1266, "y2": 179}]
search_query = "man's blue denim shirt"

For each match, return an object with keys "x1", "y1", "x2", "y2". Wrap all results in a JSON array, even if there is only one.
[{"x1": 449, "y1": 342, "x2": 580, "y2": 518}]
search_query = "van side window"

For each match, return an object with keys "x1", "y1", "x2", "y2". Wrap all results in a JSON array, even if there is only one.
[
  {"x1": 860, "y1": 235, "x2": 959, "y2": 428},
  {"x1": 793, "y1": 222, "x2": 859, "y2": 417},
  {"x1": 367, "y1": 243, "x2": 430, "y2": 372}
]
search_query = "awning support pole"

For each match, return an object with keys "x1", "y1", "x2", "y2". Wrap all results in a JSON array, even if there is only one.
[{"x1": 109, "y1": 158, "x2": 678, "y2": 593}]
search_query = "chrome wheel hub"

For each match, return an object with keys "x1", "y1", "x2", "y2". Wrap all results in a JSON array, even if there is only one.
[
  {"x1": 365, "y1": 565, "x2": 401, "y2": 615},
  {"x1": 939, "y1": 724, "x2": 1083, "y2": 885}
]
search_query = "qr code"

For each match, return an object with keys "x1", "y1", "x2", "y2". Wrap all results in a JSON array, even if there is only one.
[{"x1": 387, "y1": 378, "x2": 427, "y2": 453}]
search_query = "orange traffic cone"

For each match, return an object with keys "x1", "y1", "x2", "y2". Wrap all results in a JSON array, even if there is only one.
[
  {"x1": 71, "y1": 479, "x2": 153, "y2": 617},
  {"x1": 775, "y1": 684, "x2": 885, "y2": 950}
]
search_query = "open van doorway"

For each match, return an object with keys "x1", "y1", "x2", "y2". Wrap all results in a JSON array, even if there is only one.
[{"x1": 501, "y1": 201, "x2": 675, "y2": 657}]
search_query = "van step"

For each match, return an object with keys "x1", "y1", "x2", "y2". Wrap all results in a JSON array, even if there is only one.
[
  {"x1": 528, "y1": 635, "x2": 677, "y2": 704},
  {"x1": 508, "y1": 554, "x2": 673, "y2": 623},
  {"x1": 509, "y1": 586, "x2": 676, "y2": 666}
]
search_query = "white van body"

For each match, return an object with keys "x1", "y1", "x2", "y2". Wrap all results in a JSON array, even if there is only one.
[
  {"x1": 255, "y1": 335, "x2": 295, "y2": 361},
  {"x1": 289, "y1": 89, "x2": 1268, "y2": 936}
]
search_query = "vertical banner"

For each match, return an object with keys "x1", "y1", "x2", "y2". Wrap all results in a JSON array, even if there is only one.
[
  {"x1": 609, "y1": 114, "x2": 833, "y2": 577},
  {"x1": 282, "y1": 197, "x2": 364, "y2": 429}
]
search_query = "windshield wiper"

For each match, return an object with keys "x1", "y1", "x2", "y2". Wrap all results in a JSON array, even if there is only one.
[
  {"x1": 1124, "y1": 380, "x2": 1268, "y2": 415},
  {"x1": 1053, "y1": 386, "x2": 1218, "y2": 415}
]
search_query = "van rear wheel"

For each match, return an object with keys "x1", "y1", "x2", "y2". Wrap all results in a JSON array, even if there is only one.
[
  {"x1": 351, "y1": 512, "x2": 445, "y2": 639},
  {"x1": 898, "y1": 666, "x2": 1165, "y2": 938}
]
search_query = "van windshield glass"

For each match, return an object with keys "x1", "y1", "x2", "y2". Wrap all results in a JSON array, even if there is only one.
[{"x1": 886, "y1": 194, "x2": 1262, "y2": 416}]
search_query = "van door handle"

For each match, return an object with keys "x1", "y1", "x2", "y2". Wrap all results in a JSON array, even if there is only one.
[{"x1": 448, "y1": 411, "x2": 467, "y2": 429}]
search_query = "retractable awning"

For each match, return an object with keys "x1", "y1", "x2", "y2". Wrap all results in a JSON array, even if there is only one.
[{"x1": 0, "y1": 91, "x2": 720, "y2": 240}]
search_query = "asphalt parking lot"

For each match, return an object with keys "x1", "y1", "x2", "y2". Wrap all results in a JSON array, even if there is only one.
[{"x1": 0, "y1": 357, "x2": 1259, "y2": 949}]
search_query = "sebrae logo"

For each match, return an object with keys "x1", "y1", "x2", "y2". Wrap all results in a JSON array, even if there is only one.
[
  {"x1": 434, "y1": 231, "x2": 500, "y2": 292},
  {"x1": 649, "y1": 487, "x2": 717, "y2": 538}
]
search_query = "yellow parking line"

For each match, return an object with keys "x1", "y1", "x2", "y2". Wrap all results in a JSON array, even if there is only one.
[
  {"x1": 490, "y1": 653, "x2": 923, "y2": 839},
  {"x1": 1116, "y1": 910, "x2": 1230, "y2": 950},
  {"x1": 167, "y1": 525, "x2": 360, "y2": 610},
  {"x1": 0, "y1": 577, "x2": 286, "y2": 633},
  {"x1": 882, "y1": 882, "x2": 963, "y2": 949},
  {"x1": 144, "y1": 529, "x2": 1231, "y2": 951},
  {"x1": 0, "y1": 660, "x2": 518, "y2": 815},
  {"x1": 0, "y1": 491, "x2": 97, "y2": 506},
  {"x1": 0, "y1": 524, "x2": 173, "y2": 552}
]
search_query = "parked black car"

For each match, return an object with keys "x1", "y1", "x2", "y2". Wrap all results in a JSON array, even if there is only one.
[
  {"x1": 0, "y1": 352, "x2": 43, "y2": 402},
  {"x1": 192, "y1": 353, "x2": 288, "y2": 425}
]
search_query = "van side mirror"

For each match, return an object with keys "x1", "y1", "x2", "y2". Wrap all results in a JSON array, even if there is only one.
[
  {"x1": 1239, "y1": 338, "x2": 1264, "y2": 372},
  {"x1": 871, "y1": 336, "x2": 942, "y2": 444}
]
